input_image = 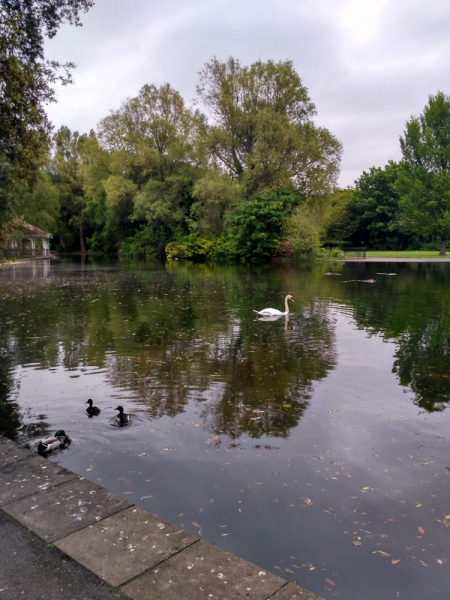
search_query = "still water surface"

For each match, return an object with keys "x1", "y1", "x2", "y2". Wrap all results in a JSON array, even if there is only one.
[{"x1": 1, "y1": 258, "x2": 450, "y2": 599}]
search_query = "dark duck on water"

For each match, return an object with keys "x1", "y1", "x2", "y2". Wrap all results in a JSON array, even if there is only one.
[
  {"x1": 115, "y1": 406, "x2": 129, "y2": 424},
  {"x1": 86, "y1": 398, "x2": 101, "y2": 417},
  {"x1": 37, "y1": 430, "x2": 70, "y2": 454}
]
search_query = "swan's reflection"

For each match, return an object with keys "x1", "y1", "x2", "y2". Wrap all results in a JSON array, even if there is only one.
[{"x1": 255, "y1": 314, "x2": 291, "y2": 330}]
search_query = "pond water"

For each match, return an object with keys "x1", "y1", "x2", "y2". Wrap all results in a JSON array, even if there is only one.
[{"x1": 1, "y1": 258, "x2": 450, "y2": 600}]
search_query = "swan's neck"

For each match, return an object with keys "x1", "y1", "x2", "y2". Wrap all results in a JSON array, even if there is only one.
[{"x1": 284, "y1": 296, "x2": 290, "y2": 314}]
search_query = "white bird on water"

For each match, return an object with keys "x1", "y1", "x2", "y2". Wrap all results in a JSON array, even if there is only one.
[{"x1": 253, "y1": 295, "x2": 294, "y2": 317}]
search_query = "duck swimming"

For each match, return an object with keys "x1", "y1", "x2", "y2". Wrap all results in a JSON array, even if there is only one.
[
  {"x1": 37, "y1": 430, "x2": 70, "y2": 454},
  {"x1": 86, "y1": 398, "x2": 101, "y2": 417},
  {"x1": 115, "y1": 406, "x2": 129, "y2": 425}
]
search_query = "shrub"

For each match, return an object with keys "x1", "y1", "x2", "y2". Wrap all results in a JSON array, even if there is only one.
[
  {"x1": 226, "y1": 188, "x2": 299, "y2": 261},
  {"x1": 166, "y1": 234, "x2": 221, "y2": 261},
  {"x1": 281, "y1": 205, "x2": 321, "y2": 260}
]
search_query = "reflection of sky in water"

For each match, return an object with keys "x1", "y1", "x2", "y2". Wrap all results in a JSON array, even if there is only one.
[{"x1": 1, "y1": 259, "x2": 450, "y2": 600}]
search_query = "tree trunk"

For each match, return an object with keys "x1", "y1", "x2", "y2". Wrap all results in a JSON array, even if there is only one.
[
  {"x1": 440, "y1": 239, "x2": 447, "y2": 256},
  {"x1": 79, "y1": 224, "x2": 86, "y2": 254},
  {"x1": 58, "y1": 234, "x2": 66, "y2": 251}
]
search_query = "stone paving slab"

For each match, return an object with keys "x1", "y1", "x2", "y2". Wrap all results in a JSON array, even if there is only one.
[
  {"x1": 0, "y1": 510, "x2": 126, "y2": 600},
  {"x1": 122, "y1": 538, "x2": 286, "y2": 600},
  {"x1": 2, "y1": 476, "x2": 132, "y2": 541},
  {"x1": 55, "y1": 506, "x2": 198, "y2": 587},
  {"x1": 0, "y1": 437, "x2": 32, "y2": 465},
  {"x1": 0, "y1": 453, "x2": 76, "y2": 506},
  {"x1": 268, "y1": 583, "x2": 324, "y2": 600}
]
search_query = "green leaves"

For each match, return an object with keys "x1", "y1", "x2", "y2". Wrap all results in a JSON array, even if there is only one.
[{"x1": 398, "y1": 92, "x2": 450, "y2": 253}]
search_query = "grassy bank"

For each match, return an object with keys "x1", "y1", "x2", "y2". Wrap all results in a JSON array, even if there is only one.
[{"x1": 366, "y1": 250, "x2": 448, "y2": 259}]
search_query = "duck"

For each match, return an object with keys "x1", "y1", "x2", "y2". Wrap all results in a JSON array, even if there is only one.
[
  {"x1": 254, "y1": 295, "x2": 294, "y2": 317},
  {"x1": 86, "y1": 398, "x2": 101, "y2": 417},
  {"x1": 37, "y1": 430, "x2": 70, "y2": 454},
  {"x1": 115, "y1": 406, "x2": 129, "y2": 424}
]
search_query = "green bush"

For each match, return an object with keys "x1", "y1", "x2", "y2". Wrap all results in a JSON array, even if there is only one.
[
  {"x1": 119, "y1": 229, "x2": 157, "y2": 258},
  {"x1": 166, "y1": 234, "x2": 221, "y2": 261},
  {"x1": 226, "y1": 188, "x2": 299, "y2": 262},
  {"x1": 281, "y1": 205, "x2": 321, "y2": 260}
]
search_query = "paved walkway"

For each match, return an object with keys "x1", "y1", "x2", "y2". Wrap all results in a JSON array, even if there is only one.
[{"x1": 0, "y1": 435, "x2": 322, "y2": 600}]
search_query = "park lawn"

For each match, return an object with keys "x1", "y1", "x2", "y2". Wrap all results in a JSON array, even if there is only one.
[{"x1": 366, "y1": 250, "x2": 448, "y2": 258}]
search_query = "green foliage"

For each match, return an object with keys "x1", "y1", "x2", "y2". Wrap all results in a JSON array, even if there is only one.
[
  {"x1": 0, "y1": 0, "x2": 93, "y2": 227},
  {"x1": 190, "y1": 171, "x2": 242, "y2": 234},
  {"x1": 324, "y1": 188, "x2": 357, "y2": 243},
  {"x1": 197, "y1": 57, "x2": 342, "y2": 199},
  {"x1": 226, "y1": 188, "x2": 299, "y2": 261},
  {"x1": 349, "y1": 162, "x2": 404, "y2": 249},
  {"x1": 11, "y1": 173, "x2": 60, "y2": 232},
  {"x1": 119, "y1": 229, "x2": 157, "y2": 258},
  {"x1": 398, "y1": 92, "x2": 450, "y2": 255},
  {"x1": 166, "y1": 234, "x2": 221, "y2": 261},
  {"x1": 282, "y1": 204, "x2": 321, "y2": 260}
]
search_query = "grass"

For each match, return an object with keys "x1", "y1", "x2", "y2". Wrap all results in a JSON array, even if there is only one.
[{"x1": 366, "y1": 250, "x2": 449, "y2": 258}]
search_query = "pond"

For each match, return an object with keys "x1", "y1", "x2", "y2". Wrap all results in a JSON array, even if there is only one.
[{"x1": 1, "y1": 257, "x2": 449, "y2": 600}]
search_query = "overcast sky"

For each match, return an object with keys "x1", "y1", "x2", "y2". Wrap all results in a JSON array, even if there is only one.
[{"x1": 45, "y1": 0, "x2": 450, "y2": 187}]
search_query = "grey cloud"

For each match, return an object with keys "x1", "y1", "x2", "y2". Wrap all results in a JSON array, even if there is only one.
[{"x1": 45, "y1": 0, "x2": 450, "y2": 187}]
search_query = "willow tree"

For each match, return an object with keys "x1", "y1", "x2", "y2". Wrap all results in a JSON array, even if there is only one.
[
  {"x1": 398, "y1": 92, "x2": 450, "y2": 256},
  {"x1": 196, "y1": 57, "x2": 342, "y2": 199}
]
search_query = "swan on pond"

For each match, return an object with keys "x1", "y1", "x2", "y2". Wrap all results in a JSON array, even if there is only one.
[{"x1": 253, "y1": 295, "x2": 294, "y2": 317}]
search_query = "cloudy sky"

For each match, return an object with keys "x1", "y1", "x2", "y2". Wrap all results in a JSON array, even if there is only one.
[{"x1": 45, "y1": 0, "x2": 450, "y2": 186}]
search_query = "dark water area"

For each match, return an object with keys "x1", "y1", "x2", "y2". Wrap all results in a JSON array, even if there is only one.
[{"x1": 1, "y1": 257, "x2": 450, "y2": 599}]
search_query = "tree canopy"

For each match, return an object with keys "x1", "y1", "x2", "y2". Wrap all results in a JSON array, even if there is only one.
[
  {"x1": 0, "y1": 0, "x2": 93, "y2": 229},
  {"x1": 397, "y1": 92, "x2": 450, "y2": 255}
]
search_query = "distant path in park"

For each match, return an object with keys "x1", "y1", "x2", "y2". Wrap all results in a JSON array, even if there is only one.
[{"x1": 344, "y1": 257, "x2": 450, "y2": 263}]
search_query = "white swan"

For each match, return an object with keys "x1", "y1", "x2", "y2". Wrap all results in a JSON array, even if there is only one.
[{"x1": 254, "y1": 295, "x2": 294, "y2": 317}]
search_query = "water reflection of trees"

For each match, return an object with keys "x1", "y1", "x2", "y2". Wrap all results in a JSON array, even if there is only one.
[
  {"x1": 0, "y1": 260, "x2": 337, "y2": 438},
  {"x1": 343, "y1": 263, "x2": 450, "y2": 412}
]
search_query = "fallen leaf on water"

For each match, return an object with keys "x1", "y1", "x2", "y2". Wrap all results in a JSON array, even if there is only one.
[
  {"x1": 163, "y1": 447, "x2": 174, "y2": 451},
  {"x1": 418, "y1": 527, "x2": 425, "y2": 534},
  {"x1": 375, "y1": 551, "x2": 391, "y2": 557},
  {"x1": 273, "y1": 566, "x2": 281, "y2": 570},
  {"x1": 416, "y1": 503, "x2": 422, "y2": 507},
  {"x1": 122, "y1": 491, "x2": 134, "y2": 495},
  {"x1": 392, "y1": 560, "x2": 400, "y2": 564},
  {"x1": 138, "y1": 453, "x2": 146, "y2": 456},
  {"x1": 192, "y1": 521, "x2": 201, "y2": 528},
  {"x1": 325, "y1": 578, "x2": 336, "y2": 586},
  {"x1": 285, "y1": 568, "x2": 295, "y2": 574},
  {"x1": 353, "y1": 541, "x2": 361, "y2": 546}
]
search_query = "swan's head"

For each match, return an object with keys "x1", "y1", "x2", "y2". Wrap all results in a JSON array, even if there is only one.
[
  {"x1": 115, "y1": 406, "x2": 124, "y2": 413},
  {"x1": 86, "y1": 399, "x2": 93, "y2": 406},
  {"x1": 287, "y1": 295, "x2": 294, "y2": 302}
]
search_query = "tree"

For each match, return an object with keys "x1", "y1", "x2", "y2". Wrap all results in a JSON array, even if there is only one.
[
  {"x1": 97, "y1": 83, "x2": 202, "y2": 256},
  {"x1": 226, "y1": 188, "x2": 298, "y2": 261},
  {"x1": 397, "y1": 92, "x2": 450, "y2": 256},
  {"x1": 324, "y1": 188, "x2": 356, "y2": 243},
  {"x1": 50, "y1": 126, "x2": 88, "y2": 251},
  {"x1": 196, "y1": 57, "x2": 342, "y2": 199},
  {"x1": 349, "y1": 162, "x2": 405, "y2": 249},
  {"x1": 0, "y1": 0, "x2": 94, "y2": 227}
]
